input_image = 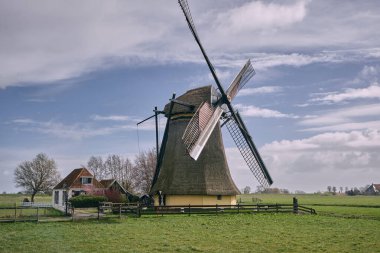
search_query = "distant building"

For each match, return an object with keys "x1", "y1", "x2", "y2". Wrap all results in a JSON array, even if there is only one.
[{"x1": 364, "y1": 183, "x2": 380, "y2": 195}]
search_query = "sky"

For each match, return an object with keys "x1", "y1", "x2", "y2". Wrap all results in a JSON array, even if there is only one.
[{"x1": 1, "y1": 0, "x2": 380, "y2": 193}]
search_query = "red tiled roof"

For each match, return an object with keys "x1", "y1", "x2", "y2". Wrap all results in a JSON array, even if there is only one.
[
  {"x1": 54, "y1": 168, "x2": 104, "y2": 189},
  {"x1": 373, "y1": 184, "x2": 380, "y2": 191}
]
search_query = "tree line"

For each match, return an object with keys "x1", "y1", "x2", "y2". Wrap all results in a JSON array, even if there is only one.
[{"x1": 85, "y1": 148, "x2": 156, "y2": 195}]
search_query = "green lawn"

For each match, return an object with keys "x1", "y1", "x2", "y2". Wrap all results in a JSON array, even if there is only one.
[
  {"x1": 237, "y1": 193, "x2": 380, "y2": 220},
  {"x1": 0, "y1": 194, "x2": 61, "y2": 220},
  {"x1": 238, "y1": 193, "x2": 380, "y2": 207},
  {"x1": 0, "y1": 194, "x2": 51, "y2": 206},
  {"x1": 1, "y1": 193, "x2": 380, "y2": 252},
  {"x1": 0, "y1": 214, "x2": 379, "y2": 253}
]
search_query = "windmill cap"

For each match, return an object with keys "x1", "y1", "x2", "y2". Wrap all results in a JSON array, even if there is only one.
[{"x1": 164, "y1": 85, "x2": 219, "y2": 117}]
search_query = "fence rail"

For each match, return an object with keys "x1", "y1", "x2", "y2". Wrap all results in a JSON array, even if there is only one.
[
  {"x1": 1, "y1": 201, "x2": 316, "y2": 223},
  {"x1": 20, "y1": 202, "x2": 52, "y2": 208},
  {"x1": 94, "y1": 202, "x2": 316, "y2": 219}
]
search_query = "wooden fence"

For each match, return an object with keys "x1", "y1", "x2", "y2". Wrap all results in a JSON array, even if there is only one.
[
  {"x1": 95, "y1": 202, "x2": 316, "y2": 220},
  {"x1": 1, "y1": 201, "x2": 316, "y2": 223},
  {"x1": 0, "y1": 204, "x2": 55, "y2": 222}
]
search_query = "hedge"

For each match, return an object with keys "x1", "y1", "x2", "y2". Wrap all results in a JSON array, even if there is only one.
[{"x1": 69, "y1": 195, "x2": 107, "y2": 208}]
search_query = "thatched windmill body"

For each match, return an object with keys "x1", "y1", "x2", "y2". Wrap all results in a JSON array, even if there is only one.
[{"x1": 148, "y1": 0, "x2": 273, "y2": 206}]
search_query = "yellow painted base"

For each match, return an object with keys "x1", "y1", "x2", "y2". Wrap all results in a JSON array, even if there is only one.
[{"x1": 154, "y1": 195, "x2": 237, "y2": 206}]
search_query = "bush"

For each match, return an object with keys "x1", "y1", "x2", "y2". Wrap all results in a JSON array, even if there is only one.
[
  {"x1": 69, "y1": 195, "x2": 107, "y2": 208},
  {"x1": 104, "y1": 190, "x2": 126, "y2": 203}
]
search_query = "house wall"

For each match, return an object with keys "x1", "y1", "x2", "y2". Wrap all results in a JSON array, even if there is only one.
[
  {"x1": 154, "y1": 194, "x2": 237, "y2": 206},
  {"x1": 52, "y1": 187, "x2": 107, "y2": 210},
  {"x1": 52, "y1": 189, "x2": 70, "y2": 210}
]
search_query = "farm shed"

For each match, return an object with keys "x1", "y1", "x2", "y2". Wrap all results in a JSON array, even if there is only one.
[{"x1": 365, "y1": 183, "x2": 380, "y2": 195}]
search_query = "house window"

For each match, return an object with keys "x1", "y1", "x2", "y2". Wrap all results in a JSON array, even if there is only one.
[
  {"x1": 54, "y1": 191, "x2": 59, "y2": 204},
  {"x1": 81, "y1": 177, "x2": 92, "y2": 185},
  {"x1": 217, "y1": 195, "x2": 222, "y2": 200}
]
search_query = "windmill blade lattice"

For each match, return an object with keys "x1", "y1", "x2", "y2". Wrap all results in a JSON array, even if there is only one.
[
  {"x1": 178, "y1": 0, "x2": 199, "y2": 39},
  {"x1": 224, "y1": 113, "x2": 273, "y2": 188}
]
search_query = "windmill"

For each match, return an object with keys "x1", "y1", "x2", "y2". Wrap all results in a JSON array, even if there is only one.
[{"x1": 148, "y1": 0, "x2": 273, "y2": 206}]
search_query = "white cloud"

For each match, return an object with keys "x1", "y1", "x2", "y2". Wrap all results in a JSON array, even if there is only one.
[
  {"x1": 301, "y1": 120, "x2": 380, "y2": 132},
  {"x1": 263, "y1": 130, "x2": 380, "y2": 153},
  {"x1": 215, "y1": 0, "x2": 308, "y2": 32},
  {"x1": 235, "y1": 104, "x2": 298, "y2": 118},
  {"x1": 299, "y1": 103, "x2": 380, "y2": 132},
  {"x1": 359, "y1": 65, "x2": 380, "y2": 82},
  {"x1": 311, "y1": 84, "x2": 380, "y2": 103},
  {"x1": 11, "y1": 116, "x2": 165, "y2": 140},
  {"x1": 0, "y1": 0, "x2": 179, "y2": 88},
  {"x1": 91, "y1": 115, "x2": 130, "y2": 121},
  {"x1": 258, "y1": 129, "x2": 380, "y2": 191},
  {"x1": 238, "y1": 86, "x2": 282, "y2": 96},
  {"x1": 225, "y1": 129, "x2": 380, "y2": 192},
  {"x1": 300, "y1": 103, "x2": 380, "y2": 126},
  {"x1": 1, "y1": 1, "x2": 380, "y2": 89}
]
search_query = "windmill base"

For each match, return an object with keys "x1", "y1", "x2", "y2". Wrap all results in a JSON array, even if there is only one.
[{"x1": 154, "y1": 194, "x2": 237, "y2": 206}]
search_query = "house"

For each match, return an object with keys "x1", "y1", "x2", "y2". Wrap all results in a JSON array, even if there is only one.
[
  {"x1": 365, "y1": 183, "x2": 380, "y2": 195},
  {"x1": 52, "y1": 168, "x2": 132, "y2": 210},
  {"x1": 99, "y1": 179, "x2": 135, "y2": 202},
  {"x1": 52, "y1": 168, "x2": 105, "y2": 210}
]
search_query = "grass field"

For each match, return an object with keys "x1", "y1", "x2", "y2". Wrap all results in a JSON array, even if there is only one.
[
  {"x1": 0, "y1": 194, "x2": 51, "y2": 206},
  {"x1": 0, "y1": 194, "x2": 61, "y2": 220},
  {"x1": 0, "y1": 214, "x2": 379, "y2": 253},
  {"x1": 238, "y1": 193, "x2": 380, "y2": 206},
  {"x1": 0, "y1": 193, "x2": 379, "y2": 252},
  {"x1": 238, "y1": 193, "x2": 380, "y2": 220}
]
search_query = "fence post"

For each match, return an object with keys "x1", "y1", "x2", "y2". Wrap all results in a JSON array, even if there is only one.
[
  {"x1": 37, "y1": 206, "x2": 39, "y2": 222},
  {"x1": 216, "y1": 204, "x2": 218, "y2": 215},
  {"x1": 293, "y1": 197, "x2": 298, "y2": 214},
  {"x1": 72, "y1": 207, "x2": 74, "y2": 221},
  {"x1": 119, "y1": 204, "x2": 122, "y2": 219},
  {"x1": 237, "y1": 203, "x2": 240, "y2": 214},
  {"x1": 137, "y1": 204, "x2": 141, "y2": 218},
  {"x1": 97, "y1": 205, "x2": 100, "y2": 220},
  {"x1": 14, "y1": 203, "x2": 17, "y2": 222},
  {"x1": 188, "y1": 204, "x2": 191, "y2": 216},
  {"x1": 276, "y1": 203, "x2": 278, "y2": 213}
]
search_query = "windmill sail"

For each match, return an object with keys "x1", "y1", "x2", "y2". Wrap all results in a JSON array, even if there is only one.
[
  {"x1": 224, "y1": 111, "x2": 273, "y2": 187},
  {"x1": 182, "y1": 102, "x2": 223, "y2": 160},
  {"x1": 226, "y1": 60, "x2": 255, "y2": 101}
]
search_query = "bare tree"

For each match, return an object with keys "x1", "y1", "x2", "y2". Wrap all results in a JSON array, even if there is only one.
[
  {"x1": 121, "y1": 158, "x2": 135, "y2": 193},
  {"x1": 105, "y1": 154, "x2": 123, "y2": 180},
  {"x1": 332, "y1": 186, "x2": 337, "y2": 195},
  {"x1": 87, "y1": 156, "x2": 106, "y2": 180},
  {"x1": 327, "y1": 186, "x2": 332, "y2": 193},
  {"x1": 14, "y1": 153, "x2": 61, "y2": 202},
  {"x1": 256, "y1": 185, "x2": 264, "y2": 193},
  {"x1": 133, "y1": 148, "x2": 156, "y2": 195},
  {"x1": 243, "y1": 186, "x2": 251, "y2": 194}
]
